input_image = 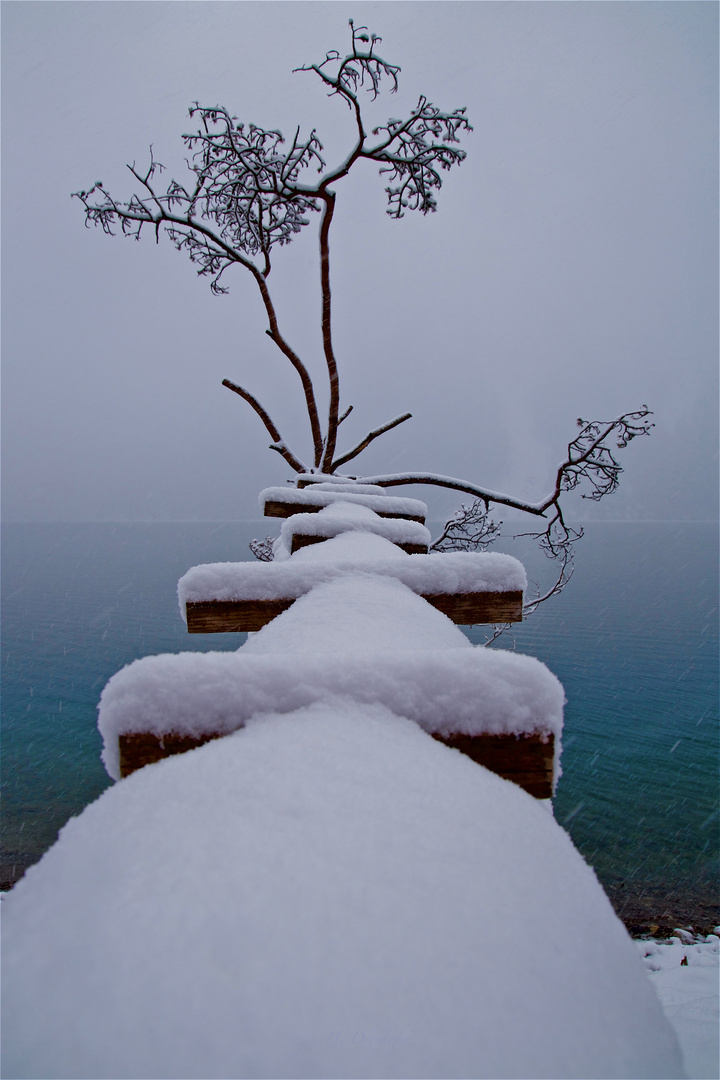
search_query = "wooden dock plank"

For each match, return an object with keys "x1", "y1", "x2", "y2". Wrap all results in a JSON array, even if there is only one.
[
  {"x1": 186, "y1": 598, "x2": 294, "y2": 633},
  {"x1": 423, "y1": 590, "x2": 523, "y2": 624},
  {"x1": 431, "y1": 731, "x2": 554, "y2": 799},
  {"x1": 119, "y1": 731, "x2": 222, "y2": 778},
  {"x1": 118, "y1": 728, "x2": 553, "y2": 797},
  {"x1": 186, "y1": 590, "x2": 522, "y2": 633}
]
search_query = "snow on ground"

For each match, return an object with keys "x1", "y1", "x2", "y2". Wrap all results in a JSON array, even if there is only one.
[
  {"x1": 2, "y1": 702, "x2": 683, "y2": 1080},
  {"x1": 637, "y1": 935, "x2": 720, "y2": 1080}
]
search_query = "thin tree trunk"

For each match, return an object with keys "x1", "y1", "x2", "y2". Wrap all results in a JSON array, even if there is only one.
[{"x1": 318, "y1": 193, "x2": 340, "y2": 472}]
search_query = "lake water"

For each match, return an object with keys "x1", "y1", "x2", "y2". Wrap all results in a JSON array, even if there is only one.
[{"x1": 2, "y1": 521, "x2": 717, "y2": 932}]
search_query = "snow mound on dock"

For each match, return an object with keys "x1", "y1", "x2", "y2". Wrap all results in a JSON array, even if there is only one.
[
  {"x1": 3, "y1": 701, "x2": 682, "y2": 1080},
  {"x1": 278, "y1": 501, "x2": 431, "y2": 552},
  {"x1": 178, "y1": 532, "x2": 526, "y2": 608},
  {"x1": 98, "y1": 644, "x2": 564, "y2": 781},
  {"x1": 100, "y1": 575, "x2": 562, "y2": 781}
]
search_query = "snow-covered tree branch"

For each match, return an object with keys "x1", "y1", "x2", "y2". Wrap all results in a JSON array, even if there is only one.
[
  {"x1": 74, "y1": 21, "x2": 469, "y2": 474},
  {"x1": 419, "y1": 408, "x2": 652, "y2": 615}
]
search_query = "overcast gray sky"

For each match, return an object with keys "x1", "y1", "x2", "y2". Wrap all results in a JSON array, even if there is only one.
[{"x1": 2, "y1": 1, "x2": 717, "y2": 523}]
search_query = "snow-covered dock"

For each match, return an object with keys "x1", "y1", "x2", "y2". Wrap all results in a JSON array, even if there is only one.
[
  {"x1": 260, "y1": 482, "x2": 428, "y2": 522},
  {"x1": 3, "y1": 702, "x2": 685, "y2": 1079},
  {"x1": 180, "y1": 531, "x2": 526, "y2": 632},
  {"x1": 101, "y1": 572, "x2": 563, "y2": 793},
  {"x1": 0, "y1": 486, "x2": 689, "y2": 1078}
]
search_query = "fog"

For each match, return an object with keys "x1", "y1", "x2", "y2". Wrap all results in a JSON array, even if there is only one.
[{"x1": 2, "y1": 1, "x2": 717, "y2": 524}]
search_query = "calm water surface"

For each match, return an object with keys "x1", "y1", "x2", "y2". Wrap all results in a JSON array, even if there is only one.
[{"x1": 2, "y1": 521, "x2": 718, "y2": 929}]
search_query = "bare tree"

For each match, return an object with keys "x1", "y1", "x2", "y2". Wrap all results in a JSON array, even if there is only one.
[
  {"x1": 75, "y1": 22, "x2": 653, "y2": 607},
  {"x1": 74, "y1": 20, "x2": 470, "y2": 475}
]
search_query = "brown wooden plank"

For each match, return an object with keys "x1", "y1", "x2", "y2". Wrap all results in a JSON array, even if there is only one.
[
  {"x1": 264, "y1": 499, "x2": 325, "y2": 518},
  {"x1": 289, "y1": 533, "x2": 428, "y2": 556},
  {"x1": 376, "y1": 510, "x2": 426, "y2": 524},
  {"x1": 424, "y1": 590, "x2": 523, "y2": 624},
  {"x1": 431, "y1": 731, "x2": 554, "y2": 799},
  {"x1": 119, "y1": 731, "x2": 224, "y2": 778},
  {"x1": 119, "y1": 728, "x2": 553, "y2": 797},
  {"x1": 187, "y1": 590, "x2": 522, "y2": 633},
  {"x1": 186, "y1": 598, "x2": 294, "y2": 633},
  {"x1": 263, "y1": 499, "x2": 425, "y2": 524}
]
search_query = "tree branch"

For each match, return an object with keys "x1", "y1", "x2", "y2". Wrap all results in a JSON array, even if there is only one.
[
  {"x1": 522, "y1": 542, "x2": 575, "y2": 616},
  {"x1": 259, "y1": 304, "x2": 323, "y2": 465},
  {"x1": 414, "y1": 409, "x2": 653, "y2": 634},
  {"x1": 331, "y1": 412, "x2": 413, "y2": 470},
  {"x1": 353, "y1": 409, "x2": 653, "y2": 513},
  {"x1": 538, "y1": 407, "x2": 654, "y2": 513},
  {"x1": 76, "y1": 175, "x2": 325, "y2": 464},
  {"x1": 429, "y1": 498, "x2": 501, "y2": 552},
  {"x1": 353, "y1": 472, "x2": 547, "y2": 515},
  {"x1": 222, "y1": 378, "x2": 307, "y2": 473}
]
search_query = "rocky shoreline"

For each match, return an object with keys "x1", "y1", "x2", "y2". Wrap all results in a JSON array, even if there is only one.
[{"x1": 603, "y1": 881, "x2": 720, "y2": 939}]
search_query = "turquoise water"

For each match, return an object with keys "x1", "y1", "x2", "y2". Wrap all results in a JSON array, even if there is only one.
[
  {"x1": 467, "y1": 522, "x2": 719, "y2": 930},
  {"x1": 2, "y1": 521, "x2": 718, "y2": 928}
]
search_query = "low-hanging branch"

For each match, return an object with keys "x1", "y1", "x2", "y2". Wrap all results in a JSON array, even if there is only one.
[
  {"x1": 348, "y1": 472, "x2": 549, "y2": 516},
  {"x1": 420, "y1": 407, "x2": 652, "y2": 621},
  {"x1": 353, "y1": 407, "x2": 653, "y2": 517}
]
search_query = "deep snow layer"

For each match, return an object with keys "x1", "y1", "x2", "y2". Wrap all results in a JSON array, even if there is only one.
[
  {"x1": 101, "y1": 575, "x2": 562, "y2": 781},
  {"x1": 98, "y1": 646, "x2": 563, "y2": 781},
  {"x1": 240, "y1": 572, "x2": 472, "y2": 652},
  {"x1": 259, "y1": 484, "x2": 428, "y2": 519},
  {"x1": 3, "y1": 702, "x2": 682, "y2": 1080},
  {"x1": 178, "y1": 532, "x2": 527, "y2": 608}
]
